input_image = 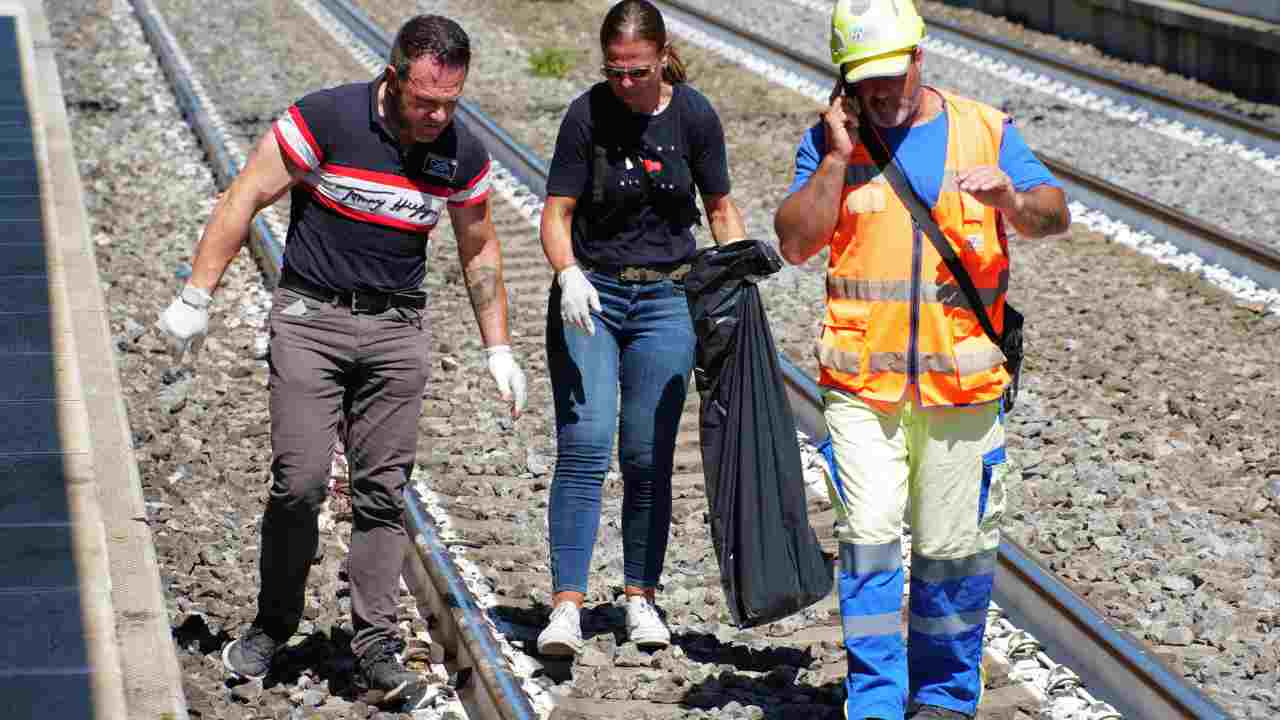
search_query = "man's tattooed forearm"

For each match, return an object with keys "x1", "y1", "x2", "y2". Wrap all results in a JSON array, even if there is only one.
[{"x1": 466, "y1": 265, "x2": 499, "y2": 312}]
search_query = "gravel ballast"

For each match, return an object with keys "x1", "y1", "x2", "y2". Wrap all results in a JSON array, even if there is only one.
[{"x1": 44, "y1": 0, "x2": 1280, "y2": 718}]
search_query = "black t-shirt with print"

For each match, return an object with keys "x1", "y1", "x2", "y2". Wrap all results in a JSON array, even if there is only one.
[{"x1": 546, "y1": 82, "x2": 732, "y2": 268}]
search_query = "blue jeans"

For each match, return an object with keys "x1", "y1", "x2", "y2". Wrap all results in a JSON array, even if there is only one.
[{"x1": 545, "y1": 271, "x2": 695, "y2": 594}]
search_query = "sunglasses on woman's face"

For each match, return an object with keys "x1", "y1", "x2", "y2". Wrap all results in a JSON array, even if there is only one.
[{"x1": 601, "y1": 63, "x2": 659, "y2": 81}]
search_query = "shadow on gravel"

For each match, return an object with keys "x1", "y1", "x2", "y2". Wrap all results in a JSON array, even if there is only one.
[
  {"x1": 254, "y1": 628, "x2": 360, "y2": 697},
  {"x1": 494, "y1": 601, "x2": 845, "y2": 717},
  {"x1": 175, "y1": 614, "x2": 363, "y2": 697},
  {"x1": 673, "y1": 630, "x2": 816, "y2": 672},
  {"x1": 173, "y1": 613, "x2": 232, "y2": 656}
]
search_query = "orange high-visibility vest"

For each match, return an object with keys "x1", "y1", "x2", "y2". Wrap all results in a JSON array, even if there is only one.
[{"x1": 817, "y1": 90, "x2": 1011, "y2": 407}]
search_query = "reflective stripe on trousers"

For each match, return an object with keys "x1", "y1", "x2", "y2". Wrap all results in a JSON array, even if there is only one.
[{"x1": 822, "y1": 388, "x2": 1006, "y2": 718}]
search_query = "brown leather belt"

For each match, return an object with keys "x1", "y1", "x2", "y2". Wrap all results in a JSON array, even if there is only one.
[{"x1": 279, "y1": 267, "x2": 426, "y2": 313}]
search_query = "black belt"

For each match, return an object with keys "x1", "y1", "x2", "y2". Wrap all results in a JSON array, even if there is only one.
[
  {"x1": 279, "y1": 267, "x2": 426, "y2": 313},
  {"x1": 580, "y1": 261, "x2": 691, "y2": 283}
]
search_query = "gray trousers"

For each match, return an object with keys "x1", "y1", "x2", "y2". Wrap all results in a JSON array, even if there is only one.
[{"x1": 255, "y1": 285, "x2": 429, "y2": 660}]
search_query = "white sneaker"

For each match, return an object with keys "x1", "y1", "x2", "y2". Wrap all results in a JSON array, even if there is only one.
[
  {"x1": 536, "y1": 601, "x2": 583, "y2": 657},
  {"x1": 626, "y1": 596, "x2": 670, "y2": 649}
]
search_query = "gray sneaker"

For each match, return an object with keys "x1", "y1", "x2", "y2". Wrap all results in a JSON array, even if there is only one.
[
  {"x1": 222, "y1": 626, "x2": 281, "y2": 680},
  {"x1": 358, "y1": 640, "x2": 434, "y2": 710}
]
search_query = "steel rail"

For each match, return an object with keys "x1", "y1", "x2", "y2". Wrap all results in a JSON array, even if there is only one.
[
  {"x1": 315, "y1": 0, "x2": 550, "y2": 197},
  {"x1": 918, "y1": 12, "x2": 1280, "y2": 157},
  {"x1": 656, "y1": 0, "x2": 1280, "y2": 292},
  {"x1": 129, "y1": 0, "x2": 284, "y2": 284},
  {"x1": 665, "y1": 0, "x2": 1280, "y2": 156}
]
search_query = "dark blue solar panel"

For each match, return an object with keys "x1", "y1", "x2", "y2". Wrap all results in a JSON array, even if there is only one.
[
  {"x1": 0, "y1": 177, "x2": 37, "y2": 194},
  {"x1": 0, "y1": 277, "x2": 52, "y2": 313},
  {"x1": 0, "y1": 155, "x2": 36, "y2": 176},
  {"x1": 0, "y1": 313, "x2": 54, "y2": 353},
  {"x1": 0, "y1": 455, "x2": 72, "y2": 522},
  {"x1": 0, "y1": 217, "x2": 43, "y2": 242},
  {"x1": 0, "y1": 17, "x2": 15, "y2": 50},
  {"x1": 0, "y1": 138, "x2": 32, "y2": 155},
  {"x1": 0, "y1": 107, "x2": 30, "y2": 124},
  {"x1": 0, "y1": 124, "x2": 31, "y2": 141},
  {"x1": 0, "y1": 17, "x2": 23, "y2": 109},
  {"x1": 0, "y1": 195, "x2": 39, "y2": 220},
  {"x1": 0, "y1": 241, "x2": 47, "y2": 270}
]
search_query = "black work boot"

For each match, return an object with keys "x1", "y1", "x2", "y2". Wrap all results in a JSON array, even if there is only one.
[
  {"x1": 222, "y1": 625, "x2": 282, "y2": 680},
  {"x1": 357, "y1": 639, "x2": 433, "y2": 710}
]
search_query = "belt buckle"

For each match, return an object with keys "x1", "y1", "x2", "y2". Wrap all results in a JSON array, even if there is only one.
[
  {"x1": 620, "y1": 267, "x2": 644, "y2": 282},
  {"x1": 351, "y1": 291, "x2": 380, "y2": 314}
]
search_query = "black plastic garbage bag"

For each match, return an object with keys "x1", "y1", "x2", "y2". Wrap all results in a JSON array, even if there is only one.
[{"x1": 685, "y1": 239, "x2": 833, "y2": 629}]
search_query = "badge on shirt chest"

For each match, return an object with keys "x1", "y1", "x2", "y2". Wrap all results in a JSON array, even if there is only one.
[{"x1": 424, "y1": 153, "x2": 458, "y2": 181}]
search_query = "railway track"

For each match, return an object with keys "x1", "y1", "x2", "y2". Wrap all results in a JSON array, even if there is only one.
[
  {"x1": 127, "y1": 0, "x2": 1245, "y2": 717},
  {"x1": 655, "y1": 0, "x2": 1280, "y2": 295},
  {"x1": 782, "y1": 0, "x2": 1280, "y2": 159}
]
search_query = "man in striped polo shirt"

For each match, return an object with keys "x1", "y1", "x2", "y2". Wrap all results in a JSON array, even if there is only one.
[{"x1": 157, "y1": 15, "x2": 526, "y2": 710}]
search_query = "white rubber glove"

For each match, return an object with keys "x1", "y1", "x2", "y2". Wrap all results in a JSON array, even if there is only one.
[
  {"x1": 156, "y1": 285, "x2": 212, "y2": 362},
  {"x1": 485, "y1": 345, "x2": 528, "y2": 418},
  {"x1": 557, "y1": 264, "x2": 601, "y2": 336}
]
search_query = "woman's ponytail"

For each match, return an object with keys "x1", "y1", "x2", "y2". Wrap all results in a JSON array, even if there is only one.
[{"x1": 662, "y1": 44, "x2": 687, "y2": 84}]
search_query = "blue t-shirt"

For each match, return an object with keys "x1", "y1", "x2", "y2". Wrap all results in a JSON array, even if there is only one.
[{"x1": 786, "y1": 111, "x2": 1059, "y2": 205}]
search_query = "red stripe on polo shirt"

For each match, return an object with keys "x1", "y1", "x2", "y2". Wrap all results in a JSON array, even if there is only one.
[
  {"x1": 288, "y1": 106, "x2": 322, "y2": 163},
  {"x1": 448, "y1": 189, "x2": 491, "y2": 208},
  {"x1": 274, "y1": 124, "x2": 312, "y2": 172},
  {"x1": 459, "y1": 159, "x2": 491, "y2": 190},
  {"x1": 323, "y1": 163, "x2": 453, "y2": 197}
]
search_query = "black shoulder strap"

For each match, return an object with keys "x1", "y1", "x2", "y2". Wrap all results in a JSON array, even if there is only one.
[
  {"x1": 855, "y1": 116, "x2": 1003, "y2": 346},
  {"x1": 589, "y1": 87, "x2": 610, "y2": 205}
]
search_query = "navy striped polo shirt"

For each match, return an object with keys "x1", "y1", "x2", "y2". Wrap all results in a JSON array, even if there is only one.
[{"x1": 272, "y1": 78, "x2": 491, "y2": 292}]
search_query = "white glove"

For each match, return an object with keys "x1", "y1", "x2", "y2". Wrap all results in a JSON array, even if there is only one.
[
  {"x1": 557, "y1": 264, "x2": 601, "y2": 336},
  {"x1": 485, "y1": 345, "x2": 528, "y2": 418},
  {"x1": 156, "y1": 285, "x2": 211, "y2": 362}
]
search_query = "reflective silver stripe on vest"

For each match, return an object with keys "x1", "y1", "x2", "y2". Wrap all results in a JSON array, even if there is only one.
[
  {"x1": 908, "y1": 608, "x2": 988, "y2": 636},
  {"x1": 869, "y1": 351, "x2": 908, "y2": 374},
  {"x1": 820, "y1": 344, "x2": 1005, "y2": 377},
  {"x1": 952, "y1": 345, "x2": 1006, "y2": 376},
  {"x1": 910, "y1": 549, "x2": 998, "y2": 584},
  {"x1": 839, "y1": 541, "x2": 902, "y2": 575},
  {"x1": 817, "y1": 342, "x2": 860, "y2": 374},
  {"x1": 828, "y1": 277, "x2": 913, "y2": 303},
  {"x1": 842, "y1": 611, "x2": 903, "y2": 639},
  {"x1": 828, "y1": 271, "x2": 1008, "y2": 310}
]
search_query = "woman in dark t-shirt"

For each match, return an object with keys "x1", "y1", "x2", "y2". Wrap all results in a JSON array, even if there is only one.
[{"x1": 537, "y1": 0, "x2": 746, "y2": 658}]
